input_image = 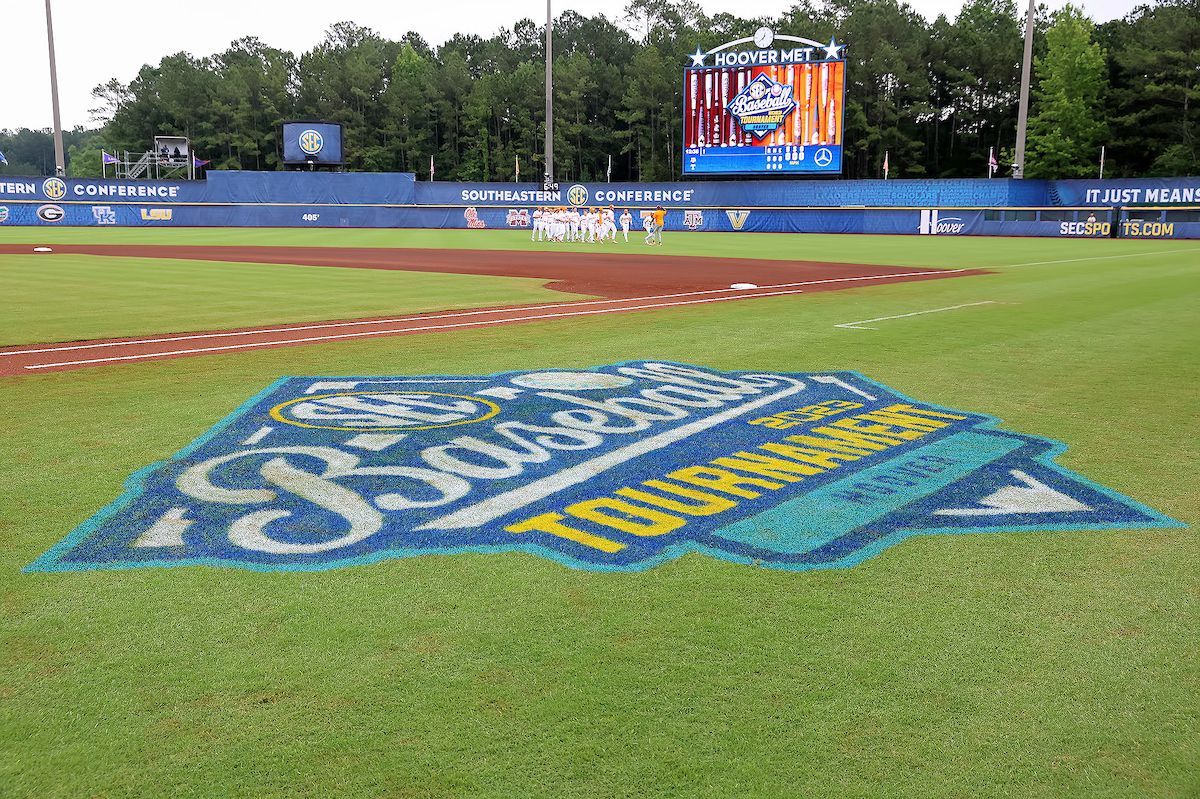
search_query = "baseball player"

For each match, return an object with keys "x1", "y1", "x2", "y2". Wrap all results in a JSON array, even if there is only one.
[
  {"x1": 619, "y1": 209, "x2": 632, "y2": 242},
  {"x1": 646, "y1": 205, "x2": 666, "y2": 246},
  {"x1": 568, "y1": 207, "x2": 580, "y2": 242},
  {"x1": 602, "y1": 207, "x2": 617, "y2": 242},
  {"x1": 531, "y1": 207, "x2": 544, "y2": 242}
]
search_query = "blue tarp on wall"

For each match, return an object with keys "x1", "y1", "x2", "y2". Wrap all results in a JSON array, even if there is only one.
[{"x1": 0, "y1": 172, "x2": 1196, "y2": 237}]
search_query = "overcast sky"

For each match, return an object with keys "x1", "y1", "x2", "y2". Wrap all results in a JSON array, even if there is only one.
[{"x1": 3, "y1": 0, "x2": 1141, "y2": 132}]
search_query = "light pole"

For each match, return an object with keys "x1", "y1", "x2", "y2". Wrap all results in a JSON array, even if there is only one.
[
  {"x1": 1013, "y1": 0, "x2": 1035, "y2": 179},
  {"x1": 44, "y1": 0, "x2": 66, "y2": 177},
  {"x1": 544, "y1": 0, "x2": 554, "y2": 189}
]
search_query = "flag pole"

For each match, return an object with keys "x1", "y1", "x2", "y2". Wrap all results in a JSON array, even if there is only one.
[{"x1": 1099, "y1": 145, "x2": 1105, "y2": 179}]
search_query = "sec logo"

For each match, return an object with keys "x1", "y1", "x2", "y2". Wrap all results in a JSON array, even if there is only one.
[
  {"x1": 298, "y1": 129, "x2": 324, "y2": 155},
  {"x1": 567, "y1": 184, "x2": 588, "y2": 206},
  {"x1": 269, "y1": 391, "x2": 501, "y2": 432},
  {"x1": 42, "y1": 177, "x2": 67, "y2": 200}
]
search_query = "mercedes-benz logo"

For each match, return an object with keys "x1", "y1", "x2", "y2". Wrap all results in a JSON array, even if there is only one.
[{"x1": 814, "y1": 148, "x2": 834, "y2": 167}]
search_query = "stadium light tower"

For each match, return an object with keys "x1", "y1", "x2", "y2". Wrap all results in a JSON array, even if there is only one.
[
  {"x1": 544, "y1": 0, "x2": 555, "y2": 189},
  {"x1": 1013, "y1": 0, "x2": 1036, "y2": 179},
  {"x1": 44, "y1": 0, "x2": 66, "y2": 177}
]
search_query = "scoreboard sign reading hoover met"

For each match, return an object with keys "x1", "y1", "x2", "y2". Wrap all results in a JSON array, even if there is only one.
[{"x1": 684, "y1": 28, "x2": 846, "y2": 176}]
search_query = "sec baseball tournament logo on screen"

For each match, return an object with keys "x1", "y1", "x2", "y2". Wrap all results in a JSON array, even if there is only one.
[
  {"x1": 28, "y1": 362, "x2": 1179, "y2": 575},
  {"x1": 42, "y1": 177, "x2": 67, "y2": 200},
  {"x1": 298, "y1": 129, "x2": 324, "y2": 156}
]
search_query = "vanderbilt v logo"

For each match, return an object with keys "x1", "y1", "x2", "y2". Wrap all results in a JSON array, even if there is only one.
[{"x1": 726, "y1": 209, "x2": 750, "y2": 230}]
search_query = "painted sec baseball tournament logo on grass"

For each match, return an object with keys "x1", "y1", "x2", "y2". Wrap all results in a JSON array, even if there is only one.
[{"x1": 28, "y1": 362, "x2": 1180, "y2": 574}]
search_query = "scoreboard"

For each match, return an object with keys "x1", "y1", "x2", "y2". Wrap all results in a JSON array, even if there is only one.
[{"x1": 683, "y1": 28, "x2": 846, "y2": 176}]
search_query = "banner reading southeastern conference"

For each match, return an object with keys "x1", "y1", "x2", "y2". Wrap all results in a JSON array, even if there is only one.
[
  {"x1": 29, "y1": 362, "x2": 1179, "y2": 574},
  {"x1": 683, "y1": 27, "x2": 846, "y2": 176}
]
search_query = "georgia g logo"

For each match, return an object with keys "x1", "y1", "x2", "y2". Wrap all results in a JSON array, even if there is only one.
[
  {"x1": 567, "y1": 184, "x2": 589, "y2": 206},
  {"x1": 42, "y1": 177, "x2": 67, "y2": 200},
  {"x1": 298, "y1": 129, "x2": 324, "y2": 156}
]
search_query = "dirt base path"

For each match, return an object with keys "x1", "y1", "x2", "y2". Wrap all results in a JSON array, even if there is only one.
[
  {"x1": 0, "y1": 244, "x2": 978, "y2": 299},
  {"x1": 0, "y1": 245, "x2": 983, "y2": 374}
]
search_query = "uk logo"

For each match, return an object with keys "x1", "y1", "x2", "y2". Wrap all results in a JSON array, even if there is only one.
[
  {"x1": 28, "y1": 362, "x2": 1180, "y2": 575},
  {"x1": 91, "y1": 205, "x2": 117, "y2": 225},
  {"x1": 727, "y1": 74, "x2": 797, "y2": 140}
]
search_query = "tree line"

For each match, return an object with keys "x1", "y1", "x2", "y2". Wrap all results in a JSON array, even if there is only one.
[{"x1": 1, "y1": 0, "x2": 1195, "y2": 181}]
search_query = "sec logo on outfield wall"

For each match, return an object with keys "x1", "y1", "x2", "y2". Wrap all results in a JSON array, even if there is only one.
[{"x1": 29, "y1": 362, "x2": 1180, "y2": 574}]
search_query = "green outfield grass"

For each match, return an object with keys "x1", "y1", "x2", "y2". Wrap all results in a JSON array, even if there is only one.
[
  {"x1": 1, "y1": 231, "x2": 1196, "y2": 798},
  {"x1": 0, "y1": 253, "x2": 585, "y2": 345}
]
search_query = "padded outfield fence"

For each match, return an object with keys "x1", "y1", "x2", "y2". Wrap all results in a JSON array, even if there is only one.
[{"x1": 0, "y1": 172, "x2": 1197, "y2": 238}]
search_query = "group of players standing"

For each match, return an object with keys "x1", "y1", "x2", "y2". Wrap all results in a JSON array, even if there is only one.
[{"x1": 532, "y1": 206, "x2": 640, "y2": 244}]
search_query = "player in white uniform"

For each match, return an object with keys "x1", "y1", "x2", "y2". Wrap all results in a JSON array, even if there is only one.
[
  {"x1": 568, "y1": 208, "x2": 579, "y2": 242},
  {"x1": 601, "y1": 207, "x2": 617, "y2": 242},
  {"x1": 553, "y1": 208, "x2": 566, "y2": 242},
  {"x1": 531, "y1": 207, "x2": 544, "y2": 242},
  {"x1": 619, "y1": 209, "x2": 632, "y2": 242}
]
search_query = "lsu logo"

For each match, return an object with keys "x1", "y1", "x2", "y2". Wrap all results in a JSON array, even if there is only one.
[
  {"x1": 506, "y1": 208, "x2": 530, "y2": 227},
  {"x1": 567, "y1": 184, "x2": 589, "y2": 206},
  {"x1": 298, "y1": 129, "x2": 324, "y2": 155},
  {"x1": 726, "y1": 209, "x2": 751, "y2": 230},
  {"x1": 140, "y1": 208, "x2": 173, "y2": 221},
  {"x1": 28, "y1": 362, "x2": 1180, "y2": 575},
  {"x1": 42, "y1": 177, "x2": 67, "y2": 200},
  {"x1": 91, "y1": 206, "x2": 117, "y2": 225},
  {"x1": 683, "y1": 209, "x2": 704, "y2": 230},
  {"x1": 36, "y1": 204, "x2": 64, "y2": 222},
  {"x1": 919, "y1": 209, "x2": 965, "y2": 235}
]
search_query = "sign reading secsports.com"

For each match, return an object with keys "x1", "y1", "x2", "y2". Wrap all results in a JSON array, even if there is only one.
[{"x1": 30, "y1": 363, "x2": 1178, "y2": 574}]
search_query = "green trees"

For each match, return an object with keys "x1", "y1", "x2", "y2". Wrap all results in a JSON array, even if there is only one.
[
  {"x1": 1025, "y1": 5, "x2": 1108, "y2": 178},
  {"x1": 3, "y1": 0, "x2": 1194, "y2": 180},
  {"x1": 1100, "y1": 0, "x2": 1199, "y2": 176}
]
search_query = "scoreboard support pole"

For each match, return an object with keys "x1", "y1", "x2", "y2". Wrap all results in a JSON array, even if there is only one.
[
  {"x1": 1014, "y1": 0, "x2": 1036, "y2": 179},
  {"x1": 544, "y1": 0, "x2": 554, "y2": 186}
]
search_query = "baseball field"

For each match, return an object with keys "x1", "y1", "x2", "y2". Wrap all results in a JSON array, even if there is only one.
[{"x1": 1, "y1": 228, "x2": 1196, "y2": 797}]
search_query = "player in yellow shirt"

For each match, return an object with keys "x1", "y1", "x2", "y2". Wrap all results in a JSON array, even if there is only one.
[{"x1": 646, "y1": 205, "x2": 667, "y2": 246}]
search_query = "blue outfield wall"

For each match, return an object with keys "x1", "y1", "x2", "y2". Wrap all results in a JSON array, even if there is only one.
[{"x1": 0, "y1": 171, "x2": 1196, "y2": 238}]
